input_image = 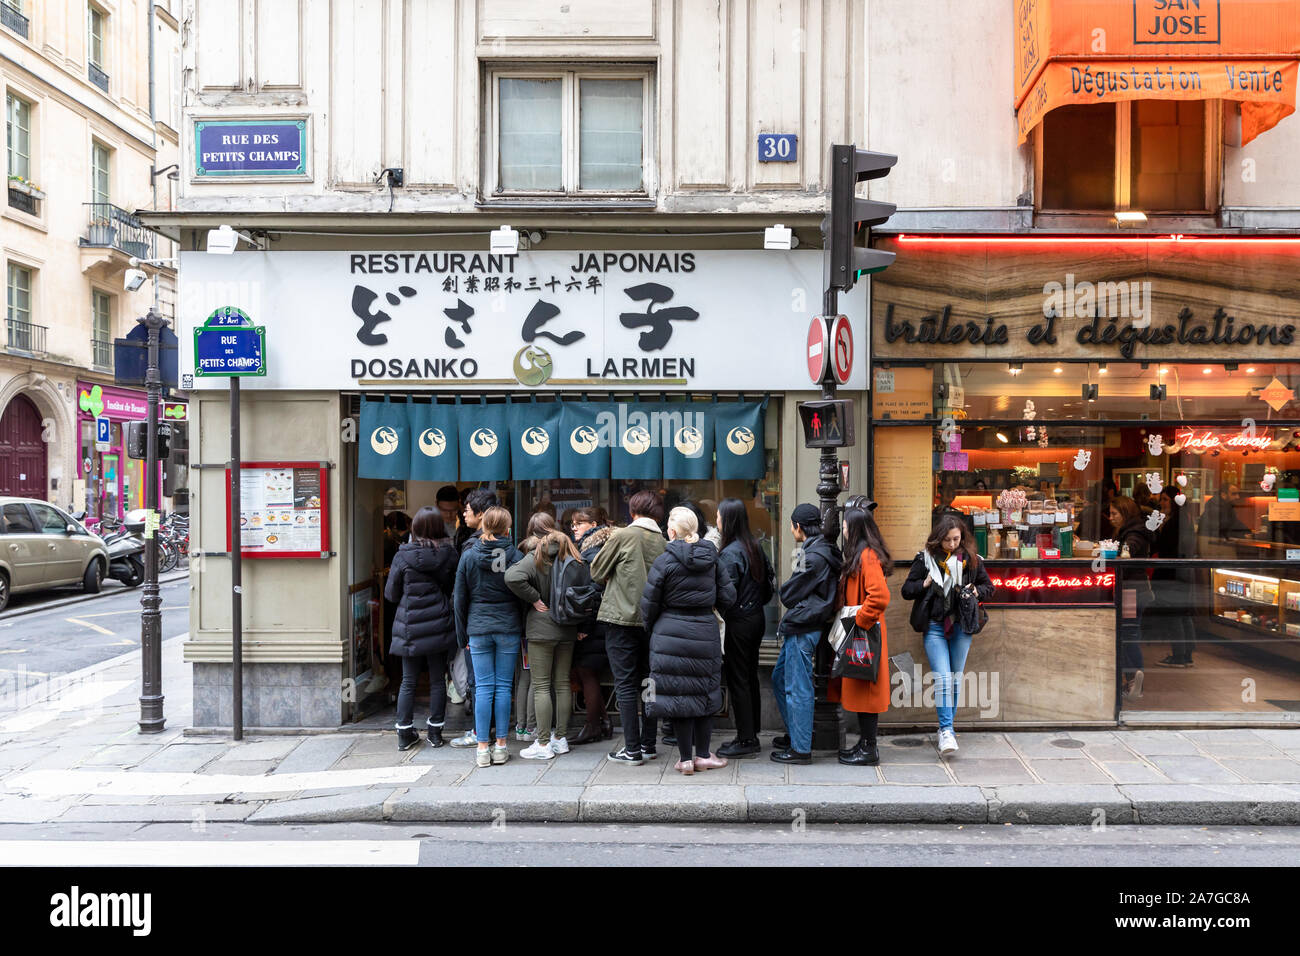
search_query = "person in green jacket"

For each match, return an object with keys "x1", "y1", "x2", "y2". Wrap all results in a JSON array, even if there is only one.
[
  {"x1": 590, "y1": 490, "x2": 667, "y2": 765},
  {"x1": 504, "y1": 528, "x2": 581, "y2": 759}
]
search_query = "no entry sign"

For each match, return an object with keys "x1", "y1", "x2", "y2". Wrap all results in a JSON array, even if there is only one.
[
  {"x1": 831, "y1": 314, "x2": 853, "y2": 385},
  {"x1": 807, "y1": 317, "x2": 829, "y2": 385}
]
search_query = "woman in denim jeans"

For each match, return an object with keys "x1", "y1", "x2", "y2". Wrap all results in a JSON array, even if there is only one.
[
  {"x1": 453, "y1": 506, "x2": 524, "y2": 768},
  {"x1": 901, "y1": 515, "x2": 993, "y2": 757}
]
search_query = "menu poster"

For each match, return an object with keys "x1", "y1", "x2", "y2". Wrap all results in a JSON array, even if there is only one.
[
  {"x1": 233, "y1": 462, "x2": 328, "y2": 557},
  {"x1": 874, "y1": 427, "x2": 934, "y2": 560}
]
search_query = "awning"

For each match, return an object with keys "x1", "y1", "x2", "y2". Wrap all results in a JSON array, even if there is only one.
[{"x1": 1015, "y1": 0, "x2": 1300, "y2": 144}]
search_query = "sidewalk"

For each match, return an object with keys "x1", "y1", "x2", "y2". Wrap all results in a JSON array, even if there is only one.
[{"x1": 1, "y1": 638, "x2": 1298, "y2": 826}]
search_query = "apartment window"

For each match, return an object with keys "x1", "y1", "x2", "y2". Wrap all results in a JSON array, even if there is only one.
[
  {"x1": 88, "y1": 6, "x2": 105, "y2": 68},
  {"x1": 490, "y1": 68, "x2": 651, "y2": 195},
  {"x1": 1039, "y1": 101, "x2": 1214, "y2": 214},
  {"x1": 92, "y1": 141, "x2": 110, "y2": 206},
  {"x1": 7, "y1": 263, "x2": 33, "y2": 349},
  {"x1": 92, "y1": 289, "x2": 111, "y2": 368},
  {"x1": 6, "y1": 92, "x2": 30, "y2": 180}
]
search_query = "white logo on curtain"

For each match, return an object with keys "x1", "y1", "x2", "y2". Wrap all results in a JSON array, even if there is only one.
[
  {"x1": 570, "y1": 425, "x2": 599, "y2": 455},
  {"x1": 520, "y1": 426, "x2": 550, "y2": 456},
  {"x1": 418, "y1": 428, "x2": 447, "y2": 457},
  {"x1": 469, "y1": 427, "x2": 499, "y2": 457},
  {"x1": 674, "y1": 426, "x2": 704, "y2": 457},
  {"x1": 622, "y1": 426, "x2": 652, "y2": 455},
  {"x1": 370, "y1": 426, "x2": 400, "y2": 456},
  {"x1": 726, "y1": 426, "x2": 755, "y2": 455}
]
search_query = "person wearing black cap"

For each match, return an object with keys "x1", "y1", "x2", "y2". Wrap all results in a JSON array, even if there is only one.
[{"x1": 770, "y1": 503, "x2": 842, "y2": 764}]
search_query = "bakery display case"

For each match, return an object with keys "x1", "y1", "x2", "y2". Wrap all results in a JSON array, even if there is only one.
[{"x1": 1210, "y1": 569, "x2": 1300, "y2": 649}]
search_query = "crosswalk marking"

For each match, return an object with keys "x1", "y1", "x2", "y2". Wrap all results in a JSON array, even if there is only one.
[
  {"x1": 0, "y1": 840, "x2": 419, "y2": 866},
  {"x1": 0, "y1": 679, "x2": 132, "y2": 732}
]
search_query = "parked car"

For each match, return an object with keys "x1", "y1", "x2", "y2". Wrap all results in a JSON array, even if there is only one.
[{"x1": 0, "y1": 497, "x2": 110, "y2": 612}]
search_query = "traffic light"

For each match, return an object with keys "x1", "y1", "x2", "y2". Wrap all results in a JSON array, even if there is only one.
[
  {"x1": 126, "y1": 421, "x2": 172, "y2": 460},
  {"x1": 825, "y1": 144, "x2": 897, "y2": 293},
  {"x1": 798, "y1": 399, "x2": 856, "y2": 448}
]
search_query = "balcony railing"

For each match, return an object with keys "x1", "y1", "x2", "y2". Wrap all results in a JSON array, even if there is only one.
[
  {"x1": 91, "y1": 337, "x2": 112, "y2": 370},
  {"x1": 7, "y1": 187, "x2": 37, "y2": 215},
  {"x1": 80, "y1": 202, "x2": 155, "y2": 259},
  {"x1": 6, "y1": 318, "x2": 47, "y2": 355},
  {"x1": 1, "y1": 2, "x2": 29, "y2": 39},
  {"x1": 88, "y1": 62, "x2": 109, "y2": 93}
]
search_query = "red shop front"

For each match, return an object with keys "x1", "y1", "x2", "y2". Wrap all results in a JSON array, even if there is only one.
[{"x1": 75, "y1": 382, "x2": 174, "y2": 522}]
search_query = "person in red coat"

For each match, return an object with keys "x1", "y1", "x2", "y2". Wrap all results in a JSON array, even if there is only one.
[{"x1": 830, "y1": 502, "x2": 892, "y2": 767}]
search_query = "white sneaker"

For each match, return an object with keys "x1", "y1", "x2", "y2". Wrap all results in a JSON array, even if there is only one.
[
  {"x1": 520, "y1": 740, "x2": 555, "y2": 760},
  {"x1": 450, "y1": 730, "x2": 478, "y2": 748},
  {"x1": 549, "y1": 736, "x2": 570, "y2": 755},
  {"x1": 937, "y1": 729, "x2": 959, "y2": 755},
  {"x1": 475, "y1": 748, "x2": 491, "y2": 768}
]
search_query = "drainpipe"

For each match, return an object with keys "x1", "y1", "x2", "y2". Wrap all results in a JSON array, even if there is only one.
[{"x1": 147, "y1": 1, "x2": 159, "y2": 311}]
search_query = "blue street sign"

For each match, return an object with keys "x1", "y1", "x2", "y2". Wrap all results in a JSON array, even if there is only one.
[
  {"x1": 194, "y1": 307, "x2": 267, "y2": 377},
  {"x1": 194, "y1": 120, "x2": 307, "y2": 177},
  {"x1": 96, "y1": 416, "x2": 110, "y2": 444},
  {"x1": 757, "y1": 133, "x2": 798, "y2": 162}
]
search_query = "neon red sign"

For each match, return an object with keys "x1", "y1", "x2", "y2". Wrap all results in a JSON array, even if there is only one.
[
  {"x1": 990, "y1": 572, "x2": 1116, "y2": 591},
  {"x1": 1176, "y1": 428, "x2": 1272, "y2": 453}
]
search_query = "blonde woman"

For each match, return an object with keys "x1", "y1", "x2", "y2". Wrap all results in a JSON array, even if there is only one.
[
  {"x1": 505, "y1": 528, "x2": 582, "y2": 758},
  {"x1": 640, "y1": 507, "x2": 737, "y2": 775}
]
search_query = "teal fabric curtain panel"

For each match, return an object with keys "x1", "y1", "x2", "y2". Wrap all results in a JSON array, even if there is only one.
[
  {"x1": 610, "y1": 400, "x2": 663, "y2": 480},
  {"x1": 714, "y1": 399, "x2": 767, "y2": 480},
  {"x1": 558, "y1": 400, "x2": 612, "y2": 479},
  {"x1": 407, "y1": 398, "x2": 459, "y2": 482},
  {"x1": 661, "y1": 399, "x2": 714, "y2": 480},
  {"x1": 458, "y1": 399, "x2": 511, "y2": 481},
  {"x1": 507, "y1": 398, "x2": 562, "y2": 480},
  {"x1": 358, "y1": 396, "x2": 410, "y2": 480}
]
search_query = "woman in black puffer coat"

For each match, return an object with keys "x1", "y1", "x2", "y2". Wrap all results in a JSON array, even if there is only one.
[
  {"x1": 641, "y1": 507, "x2": 737, "y2": 775},
  {"x1": 385, "y1": 507, "x2": 458, "y2": 751}
]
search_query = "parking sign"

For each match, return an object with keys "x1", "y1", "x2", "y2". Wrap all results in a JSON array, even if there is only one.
[{"x1": 95, "y1": 416, "x2": 111, "y2": 451}]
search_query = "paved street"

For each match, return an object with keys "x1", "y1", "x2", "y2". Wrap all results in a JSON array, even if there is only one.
[
  {"x1": 0, "y1": 573, "x2": 188, "y2": 677},
  {"x1": 1, "y1": 821, "x2": 1298, "y2": 866}
]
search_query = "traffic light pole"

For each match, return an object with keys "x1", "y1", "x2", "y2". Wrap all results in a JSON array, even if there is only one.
[
  {"x1": 811, "y1": 292, "x2": 843, "y2": 754},
  {"x1": 138, "y1": 308, "x2": 167, "y2": 734}
]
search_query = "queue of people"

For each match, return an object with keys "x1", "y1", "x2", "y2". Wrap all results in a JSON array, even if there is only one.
[{"x1": 383, "y1": 487, "x2": 998, "y2": 768}]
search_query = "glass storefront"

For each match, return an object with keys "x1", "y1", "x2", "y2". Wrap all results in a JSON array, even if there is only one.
[{"x1": 871, "y1": 360, "x2": 1300, "y2": 718}]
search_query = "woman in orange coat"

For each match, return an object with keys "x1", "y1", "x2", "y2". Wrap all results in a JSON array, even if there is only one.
[{"x1": 831, "y1": 502, "x2": 892, "y2": 767}]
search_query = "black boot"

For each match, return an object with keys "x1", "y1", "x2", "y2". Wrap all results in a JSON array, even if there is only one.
[
  {"x1": 397, "y1": 727, "x2": 421, "y2": 751},
  {"x1": 426, "y1": 725, "x2": 447, "y2": 748},
  {"x1": 838, "y1": 740, "x2": 880, "y2": 766}
]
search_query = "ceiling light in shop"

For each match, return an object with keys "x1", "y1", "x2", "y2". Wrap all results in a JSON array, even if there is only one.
[
  {"x1": 1053, "y1": 366, "x2": 1063, "y2": 374},
  {"x1": 1247, "y1": 367, "x2": 1257, "y2": 373},
  {"x1": 1098, "y1": 363, "x2": 1108, "y2": 374},
  {"x1": 1008, "y1": 363, "x2": 1023, "y2": 376},
  {"x1": 996, "y1": 432, "x2": 1009, "y2": 443},
  {"x1": 1159, "y1": 367, "x2": 1169, "y2": 375},
  {"x1": 1202, "y1": 367, "x2": 1212, "y2": 374}
]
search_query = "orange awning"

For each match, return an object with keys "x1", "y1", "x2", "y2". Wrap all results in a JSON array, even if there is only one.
[{"x1": 1015, "y1": 0, "x2": 1300, "y2": 144}]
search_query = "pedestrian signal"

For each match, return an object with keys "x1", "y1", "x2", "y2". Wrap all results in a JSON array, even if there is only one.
[{"x1": 798, "y1": 400, "x2": 856, "y2": 448}]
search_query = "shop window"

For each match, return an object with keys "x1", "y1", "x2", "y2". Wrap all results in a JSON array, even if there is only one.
[
  {"x1": 926, "y1": 420, "x2": 1300, "y2": 562},
  {"x1": 1038, "y1": 101, "x2": 1214, "y2": 214},
  {"x1": 488, "y1": 67, "x2": 652, "y2": 196}
]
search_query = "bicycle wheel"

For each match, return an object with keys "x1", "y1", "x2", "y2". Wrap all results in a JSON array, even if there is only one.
[{"x1": 159, "y1": 540, "x2": 180, "y2": 573}]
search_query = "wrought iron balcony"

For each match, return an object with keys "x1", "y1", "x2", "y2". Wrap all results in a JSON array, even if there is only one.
[
  {"x1": 1, "y1": 2, "x2": 29, "y2": 39},
  {"x1": 88, "y1": 62, "x2": 109, "y2": 93},
  {"x1": 6, "y1": 318, "x2": 47, "y2": 355},
  {"x1": 80, "y1": 202, "x2": 155, "y2": 259},
  {"x1": 91, "y1": 337, "x2": 112, "y2": 370}
]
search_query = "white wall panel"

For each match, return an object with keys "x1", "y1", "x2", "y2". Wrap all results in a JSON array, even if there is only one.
[
  {"x1": 673, "y1": 0, "x2": 728, "y2": 188},
  {"x1": 480, "y1": 0, "x2": 655, "y2": 39},
  {"x1": 329, "y1": 0, "x2": 384, "y2": 184},
  {"x1": 256, "y1": 0, "x2": 303, "y2": 90},
  {"x1": 750, "y1": 0, "x2": 804, "y2": 188},
  {"x1": 195, "y1": 0, "x2": 243, "y2": 90}
]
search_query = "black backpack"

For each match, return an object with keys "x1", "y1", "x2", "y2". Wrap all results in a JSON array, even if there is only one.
[{"x1": 549, "y1": 554, "x2": 598, "y2": 625}]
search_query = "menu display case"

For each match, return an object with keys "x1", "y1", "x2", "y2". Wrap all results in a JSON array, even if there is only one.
[{"x1": 1211, "y1": 569, "x2": 1300, "y2": 641}]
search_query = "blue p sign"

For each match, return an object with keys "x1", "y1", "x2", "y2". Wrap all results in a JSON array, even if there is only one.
[{"x1": 96, "y1": 416, "x2": 111, "y2": 444}]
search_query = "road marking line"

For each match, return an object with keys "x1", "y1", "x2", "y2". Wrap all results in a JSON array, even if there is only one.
[
  {"x1": 5, "y1": 765, "x2": 429, "y2": 797},
  {"x1": 66, "y1": 617, "x2": 114, "y2": 636},
  {"x1": 0, "y1": 680, "x2": 132, "y2": 732},
  {"x1": 0, "y1": 840, "x2": 419, "y2": 867}
]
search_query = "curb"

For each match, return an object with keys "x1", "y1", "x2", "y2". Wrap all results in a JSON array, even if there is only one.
[
  {"x1": 0, "y1": 570, "x2": 189, "y2": 622},
  {"x1": 234, "y1": 783, "x2": 1300, "y2": 826}
]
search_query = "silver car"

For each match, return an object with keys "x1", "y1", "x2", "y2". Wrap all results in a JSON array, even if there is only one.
[{"x1": 0, "y1": 497, "x2": 109, "y2": 612}]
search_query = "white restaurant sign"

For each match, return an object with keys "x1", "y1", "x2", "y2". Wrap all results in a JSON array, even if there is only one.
[{"x1": 179, "y1": 250, "x2": 867, "y2": 391}]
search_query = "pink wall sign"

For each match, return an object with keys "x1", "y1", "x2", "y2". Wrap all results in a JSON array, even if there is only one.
[{"x1": 76, "y1": 382, "x2": 151, "y2": 422}]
